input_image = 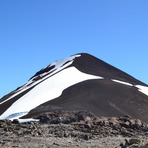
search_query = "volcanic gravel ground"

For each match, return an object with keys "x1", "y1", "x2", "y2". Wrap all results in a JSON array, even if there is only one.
[{"x1": 0, "y1": 111, "x2": 148, "y2": 148}]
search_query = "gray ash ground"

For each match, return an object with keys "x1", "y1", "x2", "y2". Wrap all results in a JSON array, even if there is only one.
[{"x1": 0, "y1": 111, "x2": 148, "y2": 148}]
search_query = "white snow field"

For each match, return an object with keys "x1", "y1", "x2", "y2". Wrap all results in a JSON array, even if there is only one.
[
  {"x1": 136, "y1": 85, "x2": 148, "y2": 96},
  {"x1": 0, "y1": 54, "x2": 81, "y2": 105},
  {"x1": 0, "y1": 66, "x2": 102, "y2": 120}
]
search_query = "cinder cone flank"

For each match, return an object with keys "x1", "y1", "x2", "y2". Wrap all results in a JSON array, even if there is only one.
[{"x1": 0, "y1": 53, "x2": 148, "y2": 123}]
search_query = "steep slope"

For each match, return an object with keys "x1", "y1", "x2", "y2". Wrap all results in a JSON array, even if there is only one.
[
  {"x1": 29, "y1": 79, "x2": 148, "y2": 123},
  {"x1": 71, "y1": 53, "x2": 146, "y2": 86},
  {"x1": 0, "y1": 53, "x2": 148, "y2": 123},
  {"x1": 0, "y1": 54, "x2": 101, "y2": 120}
]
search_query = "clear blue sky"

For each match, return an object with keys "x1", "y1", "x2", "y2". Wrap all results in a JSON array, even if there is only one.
[{"x1": 0, "y1": 0, "x2": 148, "y2": 98}]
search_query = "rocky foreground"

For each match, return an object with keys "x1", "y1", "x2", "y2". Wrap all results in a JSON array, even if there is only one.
[{"x1": 0, "y1": 111, "x2": 148, "y2": 148}]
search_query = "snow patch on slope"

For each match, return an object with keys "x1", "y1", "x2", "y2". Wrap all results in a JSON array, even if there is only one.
[
  {"x1": 0, "y1": 66, "x2": 102, "y2": 119},
  {"x1": 111, "y1": 79, "x2": 148, "y2": 96},
  {"x1": 0, "y1": 54, "x2": 81, "y2": 105},
  {"x1": 136, "y1": 85, "x2": 148, "y2": 96},
  {"x1": 111, "y1": 79, "x2": 133, "y2": 86},
  {"x1": 38, "y1": 54, "x2": 81, "y2": 77},
  {"x1": 18, "y1": 119, "x2": 40, "y2": 123}
]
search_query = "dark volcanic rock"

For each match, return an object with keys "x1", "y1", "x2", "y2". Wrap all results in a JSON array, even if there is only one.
[
  {"x1": 36, "y1": 110, "x2": 96, "y2": 124},
  {"x1": 33, "y1": 110, "x2": 148, "y2": 137},
  {"x1": 0, "y1": 111, "x2": 148, "y2": 148}
]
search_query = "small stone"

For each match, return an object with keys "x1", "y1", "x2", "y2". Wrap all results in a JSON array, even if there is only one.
[
  {"x1": 129, "y1": 138, "x2": 141, "y2": 145},
  {"x1": 12, "y1": 119, "x2": 19, "y2": 124}
]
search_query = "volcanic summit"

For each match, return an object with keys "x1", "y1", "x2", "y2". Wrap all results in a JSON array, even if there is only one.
[{"x1": 0, "y1": 53, "x2": 148, "y2": 123}]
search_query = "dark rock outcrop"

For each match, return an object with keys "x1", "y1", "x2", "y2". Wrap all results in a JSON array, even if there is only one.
[{"x1": 0, "y1": 111, "x2": 148, "y2": 148}]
